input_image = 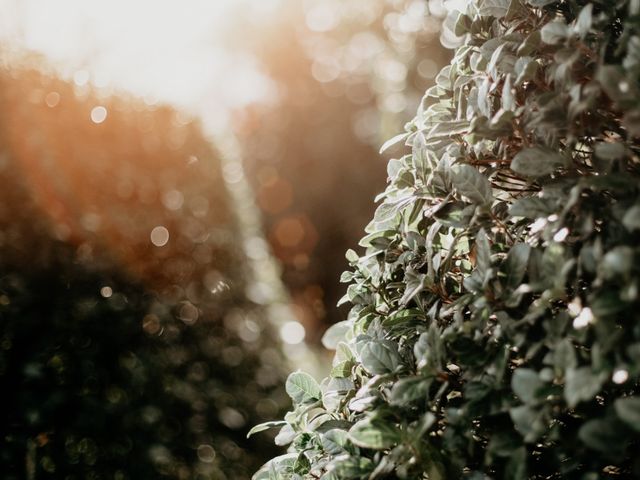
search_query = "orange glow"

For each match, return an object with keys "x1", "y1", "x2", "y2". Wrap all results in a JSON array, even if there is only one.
[
  {"x1": 273, "y1": 217, "x2": 306, "y2": 248},
  {"x1": 257, "y1": 177, "x2": 294, "y2": 214}
]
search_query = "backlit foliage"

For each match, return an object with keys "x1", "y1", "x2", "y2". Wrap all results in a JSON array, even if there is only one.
[{"x1": 253, "y1": 0, "x2": 640, "y2": 478}]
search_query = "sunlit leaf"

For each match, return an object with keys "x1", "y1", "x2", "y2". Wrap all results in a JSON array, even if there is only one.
[
  {"x1": 451, "y1": 164, "x2": 493, "y2": 205},
  {"x1": 511, "y1": 147, "x2": 566, "y2": 177},
  {"x1": 285, "y1": 371, "x2": 322, "y2": 405}
]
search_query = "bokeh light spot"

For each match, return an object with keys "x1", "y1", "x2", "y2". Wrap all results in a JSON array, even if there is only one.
[
  {"x1": 305, "y1": 4, "x2": 339, "y2": 32},
  {"x1": 150, "y1": 226, "x2": 170, "y2": 247},
  {"x1": 73, "y1": 69, "x2": 90, "y2": 87},
  {"x1": 279, "y1": 321, "x2": 305, "y2": 344},
  {"x1": 100, "y1": 286, "x2": 113, "y2": 298},
  {"x1": 178, "y1": 301, "x2": 199, "y2": 325},
  {"x1": 273, "y1": 217, "x2": 305, "y2": 248},
  {"x1": 218, "y1": 407, "x2": 245, "y2": 429},
  {"x1": 162, "y1": 189, "x2": 184, "y2": 211},
  {"x1": 613, "y1": 369, "x2": 629, "y2": 384},
  {"x1": 417, "y1": 58, "x2": 439, "y2": 79},
  {"x1": 90, "y1": 106, "x2": 108, "y2": 124},
  {"x1": 197, "y1": 444, "x2": 216, "y2": 463},
  {"x1": 45, "y1": 91, "x2": 60, "y2": 108},
  {"x1": 142, "y1": 314, "x2": 162, "y2": 335}
]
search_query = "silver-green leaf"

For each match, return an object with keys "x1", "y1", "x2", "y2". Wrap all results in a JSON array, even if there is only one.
[{"x1": 285, "y1": 371, "x2": 322, "y2": 405}]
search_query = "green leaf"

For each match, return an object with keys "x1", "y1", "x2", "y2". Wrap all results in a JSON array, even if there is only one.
[
  {"x1": 599, "y1": 246, "x2": 634, "y2": 280},
  {"x1": 247, "y1": 421, "x2": 287, "y2": 438},
  {"x1": 553, "y1": 339, "x2": 577, "y2": 373},
  {"x1": 488, "y1": 431, "x2": 523, "y2": 457},
  {"x1": 379, "y1": 132, "x2": 410, "y2": 154},
  {"x1": 331, "y1": 360, "x2": 354, "y2": 378},
  {"x1": 514, "y1": 57, "x2": 538, "y2": 85},
  {"x1": 259, "y1": 453, "x2": 297, "y2": 477},
  {"x1": 326, "y1": 456, "x2": 374, "y2": 477},
  {"x1": 321, "y1": 429, "x2": 350, "y2": 455},
  {"x1": 275, "y1": 424, "x2": 296, "y2": 446},
  {"x1": 454, "y1": 13, "x2": 472, "y2": 36},
  {"x1": 623, "y1": 205, "x2": 640, "y2": 231},
  {"x1": 400, "y1": 269, "x2": 432, "y2": 305},
  {"x1": 510, "y1": 405, "x2": 546, "y2": 443},
  {"x1": 411, "y1": 412, "x2": 436, "y2": 438},
  {"x1": 517, "y1": 30, "x2": 541, "y2": 56},
  {"x1": 322, "y1": 321, "x2": 350, "y2": 350},
  {"x1": 501, "y1": 74, "x2": 516, "y2": 111},
  {"x1": 345, "y1": 249, "x2": 359, "y2": 263},
  {"x1": 614, "y1": 397, "x2": 640, "y2": 432},
  {"x1": 512, "y1": 369, "x2": 544, "y2": 404},
  {"x1": 433, "y1": 200, "x2": 474, "y2": 228},
  {"x1": 390, "y1": 376, "x2": 432, "y2": 405},
  {"x1": 475, "y1": 228, "x2": 492, "y2": 274},
  {"x1": 503, "y1": 243, "x2": 531, "y2": 290},
  {"x1": 540, "y1": 20, "x2": 569, "y2": 45},
  {"x1": 374, "y1": 201, "x2": 401, "y2": 224},
  {"x1": 285, "y1": 371, "x2": 322, "y2": 405},
  {"x1": 294, "y1": 452, "x2": 311, "y2": 475},
  {"x1": 348, "y1": 419, "x2": 400, "y2": 449},
  {"x1": 594, "y1": 142, "x2": 625, "y2": 160},
  {"x1": 578, "y1": 418, "x2": 622, "y2": 452},
  {"x1": 564, "y1": 367, "x2": 607, "y2": 407},
  {"x1": 414, "y1": 324, "x2": 444, "y2": 372},
  {"x1": 573, "y1": 4, "x2": 592, "y2": 38},
  {"x1": 361, "y1": 340, "x2": 401, "y2": 375},
  {"x1": 412, "y1": 132, "x2": 430, "y2": 181},
  {"x1": 511, "y1": 147, "x2": 566, "y2": 177},
  {"x1": 479, "y1": 0, "x2": 510, "y2": 18},
  {"x1": 427, "y1": 120, "x2": 470, "y2": 138},
  {"x1": 504, "y1": 447, "x2": 528, "y2": 480},
  {"x1": 451, "y1": 164, "x2": 493, "y2": 205},
  {"x1": 509, "y1": 197, "x2": 556, "y2": 218}
]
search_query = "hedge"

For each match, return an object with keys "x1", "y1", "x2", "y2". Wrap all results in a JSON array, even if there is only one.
[{"x1": 253, "y1": 0, "x2": 640, "y2": 478}]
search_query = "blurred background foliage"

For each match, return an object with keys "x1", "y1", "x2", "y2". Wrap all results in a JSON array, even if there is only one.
[
  {"x1": 232, "y1": 0, "x2": 450, "y2": 341},
  {"x1": 0, "y1": 0, "x2": 450, "y2": 478},
  {"x1": 0, "y1": 64, "x2": 290, "y2": 479}
]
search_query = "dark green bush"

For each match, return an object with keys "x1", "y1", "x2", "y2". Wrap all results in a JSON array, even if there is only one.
[
  {"x1": 253, "y1": 0, "x2": 640, "y2": 478},
  {"x1": 0, "y1": 66, "x2": 289, "y2": 479}
]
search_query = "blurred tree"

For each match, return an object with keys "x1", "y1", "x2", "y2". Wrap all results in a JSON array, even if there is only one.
[
  {"x1": 229, "y1": 0, "x2": 450, "y2": 342},
  {"x1": 0, "y1": 61, "x2": 289, "y2": 480}
]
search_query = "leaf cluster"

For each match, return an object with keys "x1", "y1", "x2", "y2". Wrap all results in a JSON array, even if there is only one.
[{"x1": 254, "y1": 0, "x2": 640, "y2": 478}]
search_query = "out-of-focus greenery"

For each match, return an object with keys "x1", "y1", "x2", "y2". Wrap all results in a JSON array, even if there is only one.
[
  {"x1": 253, "y1": 0, "x2": 640, "y2": 478},
  {"x1": 231, "y1": 0, "x2": 450, "y2": 341},
  {"x1": 0, "y1": 64, "x2": 289, "y2": 479}
]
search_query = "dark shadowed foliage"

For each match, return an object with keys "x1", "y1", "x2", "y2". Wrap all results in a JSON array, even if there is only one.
[{"x1": 0, "y1": 65, "x2": 289, "y2": 480}]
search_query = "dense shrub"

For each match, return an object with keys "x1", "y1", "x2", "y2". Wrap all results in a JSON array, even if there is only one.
[
  {"x1": 0, "y1": 65, "x2": 289, "y2": 479},
  {"x1": 253, "y1": 0, "x2": 640, "y2": 478}
]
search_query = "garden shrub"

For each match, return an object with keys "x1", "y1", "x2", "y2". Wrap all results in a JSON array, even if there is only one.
[{"x1": 253, "y1": 0, "x2": 640, "y2": 478}]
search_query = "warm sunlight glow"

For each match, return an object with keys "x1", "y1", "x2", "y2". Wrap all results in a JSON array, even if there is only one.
[{"x1": 0, "y1": 0, "x2": 281, "y2": 129}]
